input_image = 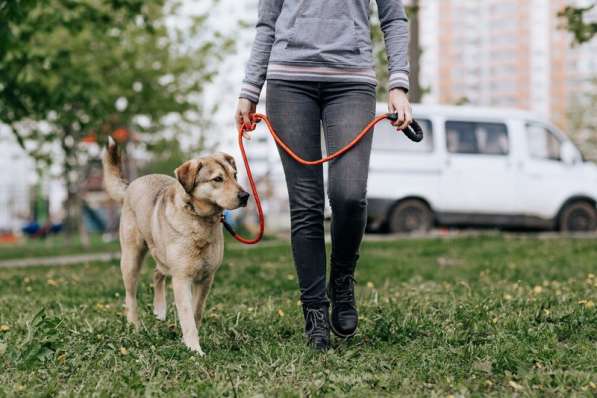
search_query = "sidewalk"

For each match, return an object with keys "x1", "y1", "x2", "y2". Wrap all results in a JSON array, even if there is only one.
[{"x1": 0, "y1": 240, "x2": 289, "y2": 269}]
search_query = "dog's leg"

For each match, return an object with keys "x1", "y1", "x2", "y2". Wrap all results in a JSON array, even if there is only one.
[
  {"x1": 192, "y1": 276, "x2": 214, "y2": 329},
  {"x1": 120, "y1": 245, "x2": 146, "y2": 328},
  {"x1": 172, "y1": 276, "x2": 204, "y2": 355},
  {"x1": 153, "y1": 269, "x2": 167, "y2": 321},
  {"x1": 119, "y1": 208, "x2": 146, "y2": 328}
]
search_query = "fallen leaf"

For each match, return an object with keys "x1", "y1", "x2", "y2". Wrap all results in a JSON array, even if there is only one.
[
  {"x1": 0, "y1": 324, "x2": 10, "y2": 332},
  {"x1": 47, "y1": 279, "x2": 59, "y2": 287},
  {"x1": 532, "y1": 286, "x2": 543, "y2": 294},
  {"x1": 119, "y1": 347, "x2": 128, "y2": 355},
  {"x1": 366, "y1": 281, "x2": 375, "y2": 289},
  {"x1": 277, "y1": 309, "x2": 285, "y2": 317},
  {"x1": 509, "y1": 381, "x2": 524, "y2": 391},
  {"x1": 578, "y1": 300, "x2": 594, "y2": 309}
]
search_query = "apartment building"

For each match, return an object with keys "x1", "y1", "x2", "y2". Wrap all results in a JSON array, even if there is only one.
[{"x1": 419, "y1": 0, "x2": 597, "y2": 128}]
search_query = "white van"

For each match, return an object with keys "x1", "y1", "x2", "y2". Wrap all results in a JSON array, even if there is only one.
[{"x1": 367, "y1": 104, "x2": 597, "y2": 233}]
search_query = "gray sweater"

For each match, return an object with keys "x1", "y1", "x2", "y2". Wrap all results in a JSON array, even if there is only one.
[{"x1": 240, "y1": 0, "x2": 410, "y2": 103}]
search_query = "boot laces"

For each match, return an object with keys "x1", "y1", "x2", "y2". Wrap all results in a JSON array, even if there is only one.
[
  {"x1": 305, "y1": 308, "x2": 327, "y2": 338},
  {"x1": 334, "y1": 274, "x2": 356, "y2": 303}
]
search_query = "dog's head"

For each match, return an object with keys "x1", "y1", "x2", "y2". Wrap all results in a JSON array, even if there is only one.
[{"x1": 174, "y1": 152, "x2": 249, "y2": 212}]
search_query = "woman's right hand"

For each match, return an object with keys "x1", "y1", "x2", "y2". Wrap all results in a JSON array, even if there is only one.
[{"x1": 235, "y1": 98, "x2": 257, "y2": 139}]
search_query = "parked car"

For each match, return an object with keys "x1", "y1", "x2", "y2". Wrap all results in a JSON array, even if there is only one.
[{"x1": 367, "y1": 104, "x2": 597, "y2": 233}]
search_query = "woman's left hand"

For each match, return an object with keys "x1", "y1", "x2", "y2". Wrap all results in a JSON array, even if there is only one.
[{"x1": 388, "y1": 88, "x2": 412, "y2": 130}]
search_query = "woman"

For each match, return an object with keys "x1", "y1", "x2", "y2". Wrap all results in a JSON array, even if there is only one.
[{"x1": 236, "y1": 0, "x2": 412, "y2": 350}]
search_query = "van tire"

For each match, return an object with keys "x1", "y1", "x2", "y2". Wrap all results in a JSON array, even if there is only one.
[
  {"x1": 559, "y1": 201, "x2": 596, "y2": 232},
  {"x1": 388, "y1": 199, "x2": 433, "y2": 234}
]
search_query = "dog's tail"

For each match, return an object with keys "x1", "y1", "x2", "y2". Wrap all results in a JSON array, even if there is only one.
[{"x1": 102, "y1": 137, "x2": 128, "y2": 204}]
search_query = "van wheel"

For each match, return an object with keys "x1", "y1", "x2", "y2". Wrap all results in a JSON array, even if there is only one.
[
  {"x1": 559, "y1": 201, "x2": 596, "y2": 232},
  {"x1": 388, "y1": 199, "x2": 433, "y2": 234}
]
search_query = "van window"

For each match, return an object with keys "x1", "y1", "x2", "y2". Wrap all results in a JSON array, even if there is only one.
[
  {"x1": 445, "y1": 121, "x2": 509, "y2": 155},
  {"x1": 372, "y1": 119, "x2": 433, "y2": 153},
  {"x1": 526, "y1": 123, "x2": 561, "y2": 161}
]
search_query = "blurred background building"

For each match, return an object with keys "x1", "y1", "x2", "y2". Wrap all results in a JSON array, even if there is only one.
[{"x1": 420, "y1": 0, "x2": 597, "y2": 128}]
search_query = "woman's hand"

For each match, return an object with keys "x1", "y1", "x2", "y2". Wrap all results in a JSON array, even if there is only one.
[
  {"x1": 235, "y1": 98, "x2": 257, "y2": 139},
  {"x1": 388, "y1": 88, "x2": 412, "y2": 130}
]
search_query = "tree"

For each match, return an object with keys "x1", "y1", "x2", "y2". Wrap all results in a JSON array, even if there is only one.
[
  {"x1": 370, "y1": 1, "x2": 423, "y2": 102},
  {"x1": 0, "y1": 0, "x2": 233, "y2": 236},
  {"x1": 567, "y1": 79, "x2": 597, "y2": 161},
  {"x1": 559, "y1": 3, "x2": 597, "y2": 44}
]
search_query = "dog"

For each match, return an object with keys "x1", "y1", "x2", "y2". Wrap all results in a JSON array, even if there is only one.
[{"x1": 102, "y1": 137, "x2": 249, "y2": 355}]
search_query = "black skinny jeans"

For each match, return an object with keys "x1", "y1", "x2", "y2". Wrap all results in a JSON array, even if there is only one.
[{"x1": 266, "y1": 80, "x2": 376, "y2": 306}]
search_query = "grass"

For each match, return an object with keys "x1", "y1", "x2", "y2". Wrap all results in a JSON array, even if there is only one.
[
  {"x1": 0, "y1": 235, "x2": 596, "y2": 396},
  {"x1": 0, "y1": 234, "x2": 119, "y2": 261}
]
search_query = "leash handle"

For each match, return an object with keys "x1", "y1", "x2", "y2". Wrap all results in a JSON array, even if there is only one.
[
  {"x1": 386, "y1": 113, "x2": 424, "y2": 142},
  {"x1": 226, "y1": 113, "x2": 423, "y2": 244}
]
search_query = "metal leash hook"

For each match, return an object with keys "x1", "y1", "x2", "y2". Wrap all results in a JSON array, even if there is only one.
[{"x1": 223, "y1": 112, "x2": 423, "y2": 244}]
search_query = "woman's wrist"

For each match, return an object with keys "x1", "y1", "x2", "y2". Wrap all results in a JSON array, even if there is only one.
[{"x1": 389, "y1": 87, "x2": 408, "y2": 95}]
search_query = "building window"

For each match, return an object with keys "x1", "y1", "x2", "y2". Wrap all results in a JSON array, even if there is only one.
[
  {"x1": 373, "y1": 119, "x2": 434, "y2": 153},
  {"x1": 526, "y1": 123, "x2": 561, "y2": 161},
  {"x1": 445, "y1": 121, "x2": 509, "y2": 155}
]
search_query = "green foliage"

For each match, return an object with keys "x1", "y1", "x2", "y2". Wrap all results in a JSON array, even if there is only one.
[
  {"x1": 559, "y1": 4, "x2": 597, "y2": 44},
  {"x1": 15, "y1": 308, "x2": 62, "y2": 369},
  {"x1": 0, "y1": 235, "x2": 596, "y2": 395},
  {"x1": 0, "y1": 0, "x2": 230, "y2": 173},
  {"x1": 139, "y1": 137, "x2": 190, "y2": 176},
  {"x1": 0, "y1": 0, "x2": 233, "y2": 231},
  {"x1": 567, "y1": 78, "x2": 597, "y2": 161}
]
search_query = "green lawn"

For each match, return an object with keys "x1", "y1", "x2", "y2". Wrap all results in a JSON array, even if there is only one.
[
  {"x1": 0, "y1": 235, "x2": 596, "y2": 397},
  {"x1": 0, "y1": 234, "x2": 119, "y2": 261}
]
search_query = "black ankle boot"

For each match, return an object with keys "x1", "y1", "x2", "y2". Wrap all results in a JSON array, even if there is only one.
[
  {"x1": 328, "y1": 268, "x2": 358, "y2": 338},
  {"x1": 302, "y1": 304, "x2": 330, "y2": 351}
]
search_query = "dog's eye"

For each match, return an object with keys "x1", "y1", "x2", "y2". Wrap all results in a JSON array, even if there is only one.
[
  {"x1": 212, "y1": 176, "x2": 223, "y2": 183},
  {"x1": 234, "y1": 173, "x2": 237, "y2": 180}
]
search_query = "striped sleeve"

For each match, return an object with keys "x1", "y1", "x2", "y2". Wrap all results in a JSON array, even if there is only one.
[
  {"x1": 239, "y1": 0, "x2": 284, "y2": 103},
  {"x1": 239, "y1": 82, "x2": 262, "y2": 103},
  {"x1": 376, "y1": 0, "x2": 410, "y2": 92}
]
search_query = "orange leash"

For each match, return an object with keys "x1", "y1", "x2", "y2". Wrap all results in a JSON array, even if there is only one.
[{"x1": 222, "y1": 112, "x2": 423, "y2": 244}]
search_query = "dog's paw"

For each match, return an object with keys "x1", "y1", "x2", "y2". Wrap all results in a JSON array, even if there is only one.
[
  {"x1": 153, "y1": 307, "x2": 167, "y2": 321},
  {"x1": 186, "y1": 344, "x2": 205, "y2": 357}
]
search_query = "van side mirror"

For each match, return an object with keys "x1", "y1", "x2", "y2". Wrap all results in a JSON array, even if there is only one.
[{"x1": 560, "y1": 141, "x2": 581, "y2": 165}]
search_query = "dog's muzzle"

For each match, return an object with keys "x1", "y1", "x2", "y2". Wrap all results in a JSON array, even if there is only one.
[{"x1": 238, "y1": 191, "x2": 250, "y2": 207}]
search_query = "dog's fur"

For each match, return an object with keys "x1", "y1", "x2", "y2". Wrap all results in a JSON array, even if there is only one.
[{"x1": 102, "y1": 137, "x2": 248, "y2": 355}]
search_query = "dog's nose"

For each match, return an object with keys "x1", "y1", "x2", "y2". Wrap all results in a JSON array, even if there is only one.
[{"x1": 238, "y1": 191, "x2": 250, "y2": 207}]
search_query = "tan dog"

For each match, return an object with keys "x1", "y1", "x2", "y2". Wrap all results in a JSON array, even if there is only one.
[{"x1": 102, "y1": 137, "x2": 249, "y2": 355}]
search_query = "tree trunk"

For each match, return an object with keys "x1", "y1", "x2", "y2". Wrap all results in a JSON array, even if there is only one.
[
  {"x1": 60, "y1": 131, "x2": 90, "y2": 247},
  {"x1": 408, "y1": 0, "x2": 422, "y2": 103}
]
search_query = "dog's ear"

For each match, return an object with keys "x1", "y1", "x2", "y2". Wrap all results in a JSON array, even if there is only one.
[
  {"x1": 218, "y1": 152, "x2": 237, "y2": 172},
  {"x1": 175, "y1": 160, "x2": 202, "y2": 193}
]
